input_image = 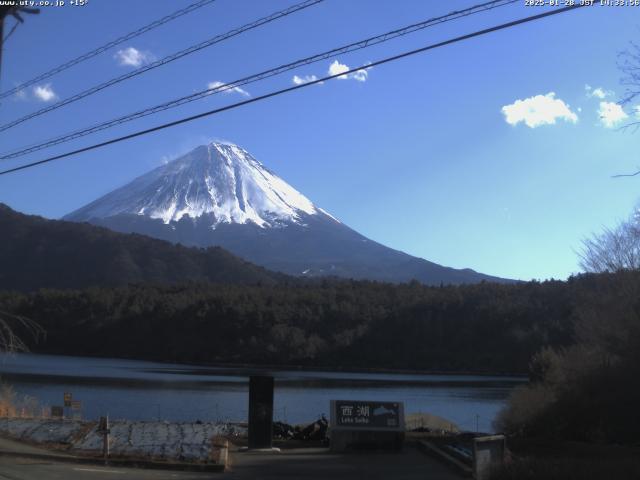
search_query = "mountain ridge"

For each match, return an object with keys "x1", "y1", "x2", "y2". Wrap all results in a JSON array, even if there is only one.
[{"x1": 64, "y1": 141, "x2": 512, "y2": 285}]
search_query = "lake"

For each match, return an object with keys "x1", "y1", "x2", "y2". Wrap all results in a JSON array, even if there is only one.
[{"x1": 0, "y1": 353, "x2": 525, "y2": 433}]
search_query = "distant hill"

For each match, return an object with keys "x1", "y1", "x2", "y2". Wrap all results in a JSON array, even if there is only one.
[{"x1": 0, "y1": 203, "x2": 285, "y2": 291}]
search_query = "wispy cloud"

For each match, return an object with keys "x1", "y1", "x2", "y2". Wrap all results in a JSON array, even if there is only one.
[
  {"x1": 598, "y1": 101, "x2": 628, "y2": 128},
  {"x1": 13, "y1": 86, "x2": 27, "y2": 101},
  {"x1": 585, "y1": 84, "x2": 613, "y2": 100},
  {"x1": 328, "y1": 60, "x2": 369, "y2": 82},
  {"x1": 502, "y1": 92, "x2": 578, "y2": 128},
  {"x1": 207, "y1": 81, "x2": 250, "y2": 97},
  {"x1": 351, "y1": 69, "x2": 368, "y2": 82},
  {"x1": 210, "y1": 137, "x2": 238, "y2": 146},
  {"x1": 114, "y1": 47, "x2": 154, "y2": 67},
  {"x1": 292, "y1": 74, "x2": 318, "y2": 85},
  {"x1": 32, "y1": 83, "x2": 57, "y2": 102},
  {"x1": 590, "y1": 88, "x2": 610, "y2": 99},
  {"x1": 290, "y1": 61, "x2": 371, "y2": 86},
  {"x1": 153, "y1": 135, "x2": 235, "y2": 167}
]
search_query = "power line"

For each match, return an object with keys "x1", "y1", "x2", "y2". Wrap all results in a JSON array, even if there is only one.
[
  {"x1": 1, "y1": 1, "x2": 518, "y2": 160},
  {"x1": 0, "y1": 0, "x2": 324, "y2": 133},
  {"x1": 0, "y1": 0, "x2": 518, "y2": 160},
  {"x1": 0, "y1": 0, "x2": 217, "y2": 101},
  {"x1": 0, "y1": 3, "x2": 589, "y2": 177}
]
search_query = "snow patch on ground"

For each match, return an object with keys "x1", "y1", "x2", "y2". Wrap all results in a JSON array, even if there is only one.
[{"x1": 0, "y1": 418, "x2": 245, "y2": 462}]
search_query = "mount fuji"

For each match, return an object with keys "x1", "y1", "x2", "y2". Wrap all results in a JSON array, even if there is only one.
[{"x1": 65, "y1": 142, "x2": 508, "y2": 284}]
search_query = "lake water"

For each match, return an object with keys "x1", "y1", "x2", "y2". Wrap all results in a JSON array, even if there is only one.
[{"x1": 0, "y1": 353, "x2": 525, "y2": 433}]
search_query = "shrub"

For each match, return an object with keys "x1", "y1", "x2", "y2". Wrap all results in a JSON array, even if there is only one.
[
  {"x1": 494, "y1": 383, "x2": 555, "y2": 435},
  {"x1": 0, "y1": 382, "x2": 46, "y2": 418},
  {"x1": 489, "y1": 457, "x2": 640, "y2": 480}
]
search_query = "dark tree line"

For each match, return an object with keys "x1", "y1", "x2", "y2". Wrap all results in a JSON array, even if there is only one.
[{"x1": 0, "y1": 275, "x2": 589, "y2": 373}]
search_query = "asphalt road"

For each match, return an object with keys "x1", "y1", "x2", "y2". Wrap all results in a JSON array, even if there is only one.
[
  {"x1": 0, "y1": 457, "x2": 217, "y2": 480},
  {"x1": 0, "y1": 437, "x2": 462, "y2": 480},
  {"x1": 0, "y1": 438, "x2": 218, "y2": 480},
  {"x1": 225, "y1": 446, "x2": 462, "y2": 480},
  {"x1": 0, "y1": 449, "x2": 461, "y2": 480}
]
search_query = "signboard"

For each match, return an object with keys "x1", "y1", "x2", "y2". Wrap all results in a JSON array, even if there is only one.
[
  {"x1": 63, "y1": 392, "x2": 72, "y2": 407},
  {"x1": 331, "y1": 400, "x2": 404, "y2": 431},
  {"x1": 329, "y1": 400, "x2": 405, "y2": 452},
  {"x1": 70, "y1": 400, "x2": 82, "y2": 410},
  {"x1": 51, "y1": 406, "x2": 63, "y2": 418}
]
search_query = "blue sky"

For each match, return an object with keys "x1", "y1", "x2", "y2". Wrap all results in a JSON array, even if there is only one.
[{"x1": 0, "y1": 0, "x2": 639, "y2": 281}]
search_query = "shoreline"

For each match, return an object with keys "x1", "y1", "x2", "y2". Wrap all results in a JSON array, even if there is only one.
[{"x1": 19, "y1": 351, "x2": 528, "y2": 379}]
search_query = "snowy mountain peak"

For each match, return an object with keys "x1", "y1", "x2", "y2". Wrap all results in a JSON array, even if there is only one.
[{"x1": 65, "y1": 141, "x2": 337, "y2": 228}]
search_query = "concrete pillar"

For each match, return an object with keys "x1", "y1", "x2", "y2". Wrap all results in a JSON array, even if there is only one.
[
  {"x1": 472, "y1": 435, "x2": 506, "y2": 480},
  {"x1": 248, "y1": 375, "x2": 274, "y2": 449}
]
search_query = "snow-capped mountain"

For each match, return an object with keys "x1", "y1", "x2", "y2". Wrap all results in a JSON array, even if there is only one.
[
  {"x1": 68, "y1": 142, "x2": 334, "y2": 228},
  {"x1": 65, "y1": 141, "x2": 509, "y2": 285}
]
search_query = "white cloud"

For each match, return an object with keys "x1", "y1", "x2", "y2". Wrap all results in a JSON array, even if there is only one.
[
  {"x1": 114, "y1": 47, "x2": 153, "y2": 67},
  {"x1": 585, "y1": 84, "x2": 612, "y2": 99},
  {"x1": 207, "y1": 81, "x2": 250, "y2": 97},
  {"x1": 501, "y1": 92, "x2": 578, "y2": 128},
  {"x1": 328, "y1": 60, "x2": 368, "y2": 82},
  {"x1": 598, "y1": 101, "x2": 628, "y2": 128},
  {"x1": 32, "y1": 83, "x2": 57, "y2": 102},
  {"x1": 590, "y1": 88, "x2": 609, "y2": 99},
  {"x1": 329, "y1": 60, "x2": 350, "y2": 79},
  {"x1": 352, "y1": 69, "x2": 368, "y2": 82},
  {"x1": 292, "y1": 74, "x2": 318, "y2": 85}
]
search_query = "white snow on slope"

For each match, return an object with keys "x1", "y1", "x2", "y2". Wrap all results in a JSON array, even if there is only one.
[{"x1": 66, "y1": 142, "x2": 339, "y2": 228}]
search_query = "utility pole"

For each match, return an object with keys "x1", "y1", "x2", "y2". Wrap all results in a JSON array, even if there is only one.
[
  {"x1": 98, "y1": 415, "x2": 110, "y2": 464},
  {"x1": 0, "y1": 6, "x2": 40, "y2": 82},
  {"x1": 0, "y1": 7, "x2": 7, "y2": 80}
]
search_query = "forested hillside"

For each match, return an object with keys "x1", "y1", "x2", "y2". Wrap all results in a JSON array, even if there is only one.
[
  {"x1": 0, "y1": 276, "x2": 583, "y2": 373},
  {"x1": 0, "y1": 204, "x2": 284, "y2": 290}
]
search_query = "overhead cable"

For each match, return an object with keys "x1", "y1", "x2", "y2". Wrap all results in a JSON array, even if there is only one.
[
  {"x1": 0, "y1": 0, "x2": 218, "y2": 101},
  {"x1": 0, "y1": 3, "x2": 589, "y2": 177},
  {"x1": 0, "y1": 0, "x2": 517, "y2": 159}
]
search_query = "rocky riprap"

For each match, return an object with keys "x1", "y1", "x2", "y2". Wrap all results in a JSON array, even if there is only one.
[{"x1": 0, "y1": 418, "x2": 244, "y2": 462}]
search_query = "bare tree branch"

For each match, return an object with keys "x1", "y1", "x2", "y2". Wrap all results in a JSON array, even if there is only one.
[
  {"x1": 0, "y1": 311, "x2": 45, "y2": 353},
  {"x1": 612, "y1": 170, "x2": 640, "y2": 178},
  {"x1": 579, "y1": 218, "x2": 640, "y2": 273},
  {"x1": 618, "y1": 40, "x2": 640, "y2": 106}
]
